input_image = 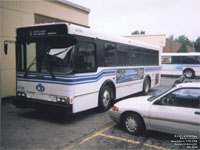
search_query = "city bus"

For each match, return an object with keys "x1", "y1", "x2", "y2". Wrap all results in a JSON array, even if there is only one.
[
  {"x1": 161, "y1": 53, "x2": 200, "y2": 79},
  {"x1": 5, "y1": 23, "x2": 161, "y2": 113}
]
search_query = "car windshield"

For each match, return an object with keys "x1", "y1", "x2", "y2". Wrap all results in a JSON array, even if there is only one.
[
  {"x1": 17, "y1": 37, "x2": 76, "y2": 76},
  {"x1": 147, "y1": 88, "x2": 173, "y2": 102}
]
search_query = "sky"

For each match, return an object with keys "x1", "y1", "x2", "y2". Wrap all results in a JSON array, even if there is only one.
[{"x1": 71, "y1": 0, "x2": 200, "y2": 41}]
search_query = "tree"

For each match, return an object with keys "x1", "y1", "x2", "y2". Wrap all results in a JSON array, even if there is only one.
[
  {"x1": 175, "y1": 35, "x2": 192, "y2": 47},
  {"x1": 194, "y1": 37, "x2": 200, "y2": 52},
  {"x1": 168, "y1": 34, "x2": 174, "y2": 41},
  {"x1": 131, "y1": 30, "x2": 145, "y2": 35},
  {"x1": 177, "y1": 43, "x2": 187, "y2": 53},
  {"x1": 131, "y1": 30, "x2": 140, "y2": 35},
  {"x1": 140, "y1": 31, "x2": 145, "y2": 34}
]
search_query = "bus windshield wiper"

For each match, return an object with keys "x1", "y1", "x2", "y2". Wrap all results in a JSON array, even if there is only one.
[
  {"x1": 24, "y1": 58, "x2": 36, "y2": 78},
  {"x1": 24, "y1": 46, "x2": 57, "y2": 80},
  {"x1": 48, "y1": 65, "x2": 56, "y2": 80},
  {"x1": 24, "y1": 60, "x2": 56, "y2": 80}
]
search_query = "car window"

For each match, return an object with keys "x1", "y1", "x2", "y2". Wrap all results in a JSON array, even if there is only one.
[{"x1": 159, "y1": 88, "x2": 200, "y2": 109}]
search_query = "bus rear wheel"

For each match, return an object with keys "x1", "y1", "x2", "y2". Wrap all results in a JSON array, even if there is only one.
[
  {"x1": 142, "y1": 78, "x2": 150, "y2": 95},
  {"x1": 99, "y1": 85, "x2": 113, "y2": 112},
  {"x1": 184, "y1": 69, "x2": 195, "y2": 79}
]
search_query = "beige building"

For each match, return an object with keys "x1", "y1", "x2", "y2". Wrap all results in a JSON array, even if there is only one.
[
  {"x1": 124, "y1": 34, "x2": 195, "y2": 53},
  {"x1": 0, "y1": 0, "x2": 90, "y2": 98},
  {"x1": 124, "y1": 34, "x2": 166, "y2": 49}
]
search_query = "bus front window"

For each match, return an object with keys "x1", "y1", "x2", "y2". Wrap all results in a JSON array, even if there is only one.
[
  {"x1": 17, "y1": 37, "x2": 76, "y2": 76},
  {"x1": 42, "y1": 46, "x2": 74, "y2": 74}
]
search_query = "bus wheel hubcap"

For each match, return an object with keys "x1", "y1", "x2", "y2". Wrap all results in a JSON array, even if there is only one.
[
  {"x1": 186, "y1": 71, "x2": 192, "y2": 78},
  {"x1": 145, "y1": 82, "x2": 149, "y2": 93},
  {"x1": 103, "y1": 90, "x2": 110, "y2": 107}
]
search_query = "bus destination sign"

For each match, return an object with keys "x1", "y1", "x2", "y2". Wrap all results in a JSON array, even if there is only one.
[
  {"x1": 29, "y1": 30, "x2": 57, "y2": 37},
  {"x1": 17, "y1": 24, "x2": 68, "y2": 41}
]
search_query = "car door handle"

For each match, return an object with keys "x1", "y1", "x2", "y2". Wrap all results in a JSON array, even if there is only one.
[{"x1": 194, "y1": 112, "x2": 200, "y2": 115}]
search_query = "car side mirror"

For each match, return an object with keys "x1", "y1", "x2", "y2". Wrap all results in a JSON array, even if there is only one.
[{"x1": 4, "y1": 43, "x2": 8, "y2": 55}]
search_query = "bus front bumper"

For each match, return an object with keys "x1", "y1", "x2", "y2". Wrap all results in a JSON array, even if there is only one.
[{"x1": 13, "y1": 96, "x2": 72, "y2": 113}]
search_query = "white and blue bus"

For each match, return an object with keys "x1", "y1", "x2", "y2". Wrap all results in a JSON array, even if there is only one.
[
  {"x1": 7, "y1": 23, "x2": 161, "y2": 113},
  {"x1": 161, "y1": 53, "x2": 200, "y2": 79}
]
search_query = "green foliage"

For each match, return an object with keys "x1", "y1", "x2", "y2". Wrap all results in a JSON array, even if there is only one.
[
  {"x1": 140, "y1": 31, "x2": 145, "y2": 34},
  {"x1": 168, "y1": 34, "x2": 174, "y2": 41},
  {"x1": 131, "y1": 30, "x2": 145, "y2": 35},
  {"x1": 194, "y1": 37, "x2": 200, "y2": 52},
  {"x1": 131, "y1": 30, "x2": 139, "y2": 35},
  {"x1": 175, "y1": 35, "x2": 192, "y2": 47},
  {"x1": 177, "y1": 43, "x2": 187, "y2": 53}
]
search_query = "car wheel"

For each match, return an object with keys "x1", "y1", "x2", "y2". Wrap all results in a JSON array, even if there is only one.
[
  {"x1": 99, "y1": 85, "x2": 113, "y2": 112},
  {"x1": 184, "y1": 69, "x2": 195, "y2": 79},
  {"x1": 142, "y1": 78, "x2": 150, "y2": 95},
  {"x1": 123, "y1": 113, "x2": 145, "y2": 135}
]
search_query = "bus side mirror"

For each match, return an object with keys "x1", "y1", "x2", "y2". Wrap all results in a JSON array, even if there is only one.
[
  {"x1": 4, "y1": 40, "x2": 16, "y2": 55},
  {"x1": 4, "y1": 43, "x2": 8, "y2": 55}
]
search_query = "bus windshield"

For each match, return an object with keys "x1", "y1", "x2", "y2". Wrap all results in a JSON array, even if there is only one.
[{"x1": 17, "y1": 37, "x2": 76, "y2": 75}]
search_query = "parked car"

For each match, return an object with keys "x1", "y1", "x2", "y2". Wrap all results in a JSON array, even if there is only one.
[{"x1": 109, "y1": 82, "x2": 200, "y2": 136}]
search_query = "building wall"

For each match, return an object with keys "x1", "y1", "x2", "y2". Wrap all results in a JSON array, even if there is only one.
[
  {"x1": 124, "y1": 35, "x2": 195, "y2": 53},
  {"x1": 0, "y1": 0, "x2": 89, "y2": 98},
  {"x1": 163, "y1": 39, "x2": 181, "y2": 53},
  {"x1": 124, "y1": 34, "x2": 166, "y2": 48},
  {"x1": 163, "y1": 39, "x2": 195, "y2": 53}
]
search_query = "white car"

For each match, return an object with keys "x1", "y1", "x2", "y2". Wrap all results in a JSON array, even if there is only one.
[{"x1": 109, "y1": 82, "x2": 200, "y2": 136}]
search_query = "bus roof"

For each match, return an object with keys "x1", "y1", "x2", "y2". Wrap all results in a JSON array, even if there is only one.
[
  {"x1": 17, "y1": 22, "x2": 161, "y2": 51},
  {"x1": 162, "y1": 52, "x2": 200, "y2": 56}
]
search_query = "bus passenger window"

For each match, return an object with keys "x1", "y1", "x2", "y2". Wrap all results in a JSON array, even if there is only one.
[
  {"x1": 104, "y1": 43, "x2": 116, "y2": 66},
  {"x1": 76, "y1": 42, "x2": 96, "y2": 72}
]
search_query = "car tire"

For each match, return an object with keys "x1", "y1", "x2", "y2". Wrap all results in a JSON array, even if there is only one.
[
  {"x1": 123, "y1": 113, "x2": 145, "y2": 135},
  {"x1": 142, "y1": 78, "x2": 150, "y2": 95},
  {"x1": 184, "y1": 69, "x2": 195, "y2": 79},
  {"x1": 99, "y1": 85, "x2": 113, "y2": 112}
]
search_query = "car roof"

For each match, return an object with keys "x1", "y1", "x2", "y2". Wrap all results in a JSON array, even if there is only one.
[{"x1": 175, "y1": 82, "x2": 200, "y2": 88}]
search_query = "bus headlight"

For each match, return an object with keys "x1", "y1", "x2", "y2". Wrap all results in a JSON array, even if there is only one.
[
  {"x1": 56, "y1": 97, "x2": 72, "y2": 104},
  {"x1": 17, "y1": 91, "x2": 26, "y2": 97}
]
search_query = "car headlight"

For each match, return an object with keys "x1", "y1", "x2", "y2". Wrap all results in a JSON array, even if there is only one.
[{"x1": 112, "y1": 106, "x2": 119, "y2": 111}]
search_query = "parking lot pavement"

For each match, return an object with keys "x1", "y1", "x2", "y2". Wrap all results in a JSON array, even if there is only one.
[
  {"x1": 66, "y1": 123, "x2": 195, "y2": 150},
  {"x1": 1, "y1": 76, "x2": 200, "y2": 150}
]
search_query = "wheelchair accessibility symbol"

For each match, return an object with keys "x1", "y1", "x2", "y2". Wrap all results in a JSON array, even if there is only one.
[{"x1": 36, "y1": 84, "x2": 45, "y2": 92}]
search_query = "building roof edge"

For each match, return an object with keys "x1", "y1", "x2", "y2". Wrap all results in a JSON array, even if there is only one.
[{"x1": 56, "y1": 0, "x2": 91, "y2": 13}]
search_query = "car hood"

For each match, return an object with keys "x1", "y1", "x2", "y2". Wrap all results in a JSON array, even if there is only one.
[{"x1": 115, "y1": 96, "x2": 152, "y2": 113}]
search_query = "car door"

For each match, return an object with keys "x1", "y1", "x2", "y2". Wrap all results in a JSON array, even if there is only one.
[{"x1": 149, "y1": 88, "x2": 200, "y2": 135}]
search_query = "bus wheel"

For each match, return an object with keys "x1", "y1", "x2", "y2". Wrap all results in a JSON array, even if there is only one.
[
  {"x1": 99, "y1": 85, "x2": 112, "y2": 112},
  {"x1": 184, "y1": 69, "x2": 195, "y2": 79},
  {"x1": 142, "y1": 78, "x2": 150, "y2": 95}
]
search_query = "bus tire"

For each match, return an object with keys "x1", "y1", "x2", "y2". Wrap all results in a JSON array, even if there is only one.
[
  {"x1": 99, "y1": 85, "x2": 113, "y2": 112},
  {"x1": 142, "y1": 77, "x2": 150, "y2": 95},
  {"x1": 184, "y1": 69, "x2": 195, "y2": 79}
]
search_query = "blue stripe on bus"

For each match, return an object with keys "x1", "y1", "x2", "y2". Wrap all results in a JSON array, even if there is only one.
[
  {"x1": 145, "y1": 67, "x2": 161, "y2": 72},
  {"x1": 18, "y1": 71, "x2": 115, "y2": 82},
  {"x1": 17, "y1": 69, "x2": 116, "y2": 85},
  {"x1": 17, "y1": 72, "x2": 115, "y2": 85},
  {"x1": 17, "y1": 67, "x2": 161, "y2": 85},
  {"x1": 17, "y1": 69, "x2": 115, "y2": 79}
]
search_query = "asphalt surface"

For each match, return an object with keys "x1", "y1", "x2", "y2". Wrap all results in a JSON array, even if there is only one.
[{"x1": 1, "y1": 76, "x2": 200, "y2": 150}]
